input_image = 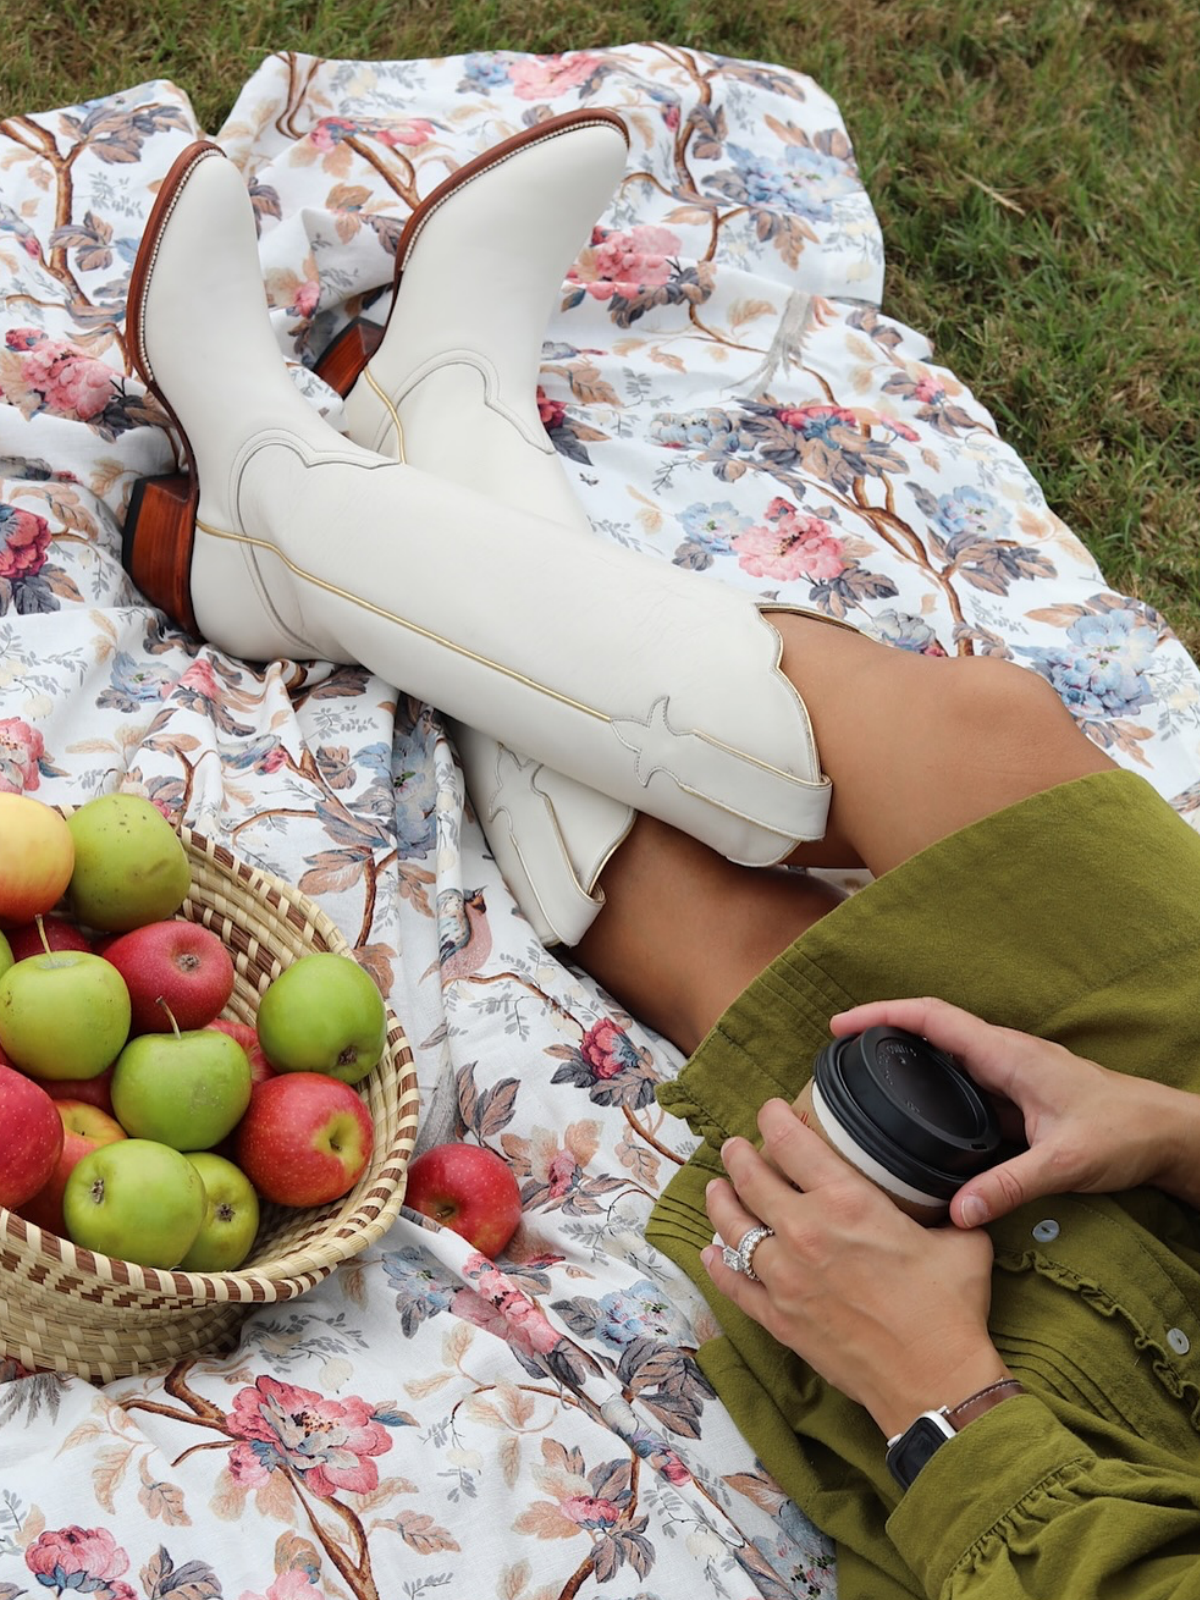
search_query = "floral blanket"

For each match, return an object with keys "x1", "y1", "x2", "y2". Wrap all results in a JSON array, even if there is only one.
[{"x1": 2, "y1": 43, "x2": 1199, "y2": 1600}]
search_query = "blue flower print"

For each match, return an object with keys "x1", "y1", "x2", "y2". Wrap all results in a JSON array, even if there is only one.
[
  {"x1": 674, "y1": 499, "x2": 755, "y2": 571},
  {"x1": 650, "y1": 408, "x2": 756, "y2": 457},
  {"x1": 594, "y1": 1279, "x2": 694, "y2": 1350},
  {"x1": 933, "y1": 486, "x2": 1010, "y2": 546},
  {"x1": 95, "y1": 650, "x2": 175, "y2": 711},
  {"x1": 382, "y1": 1244, "x2": 458, "y2": 1337},
  {"x1": 679, "y1": 500, "x2": 753, "y2": 549},
  {"x1": 861, "y1": 609, "x2": 947, "y2": 656},
  {"x1": 710, "y1": 143, "x2": 859, "y2": 222},
  {"x1": 459, "y1": 53, "x2": 513, "y2": 90},
  {"x1": 1016, "y1": 608, "x2": 1158, "y2": 719},
  {"x1": 392, "y1": 709, "x2": 439, "y2": 860}
]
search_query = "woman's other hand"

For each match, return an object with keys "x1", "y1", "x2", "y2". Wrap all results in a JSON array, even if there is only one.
[
  {"x1": 829, "y1": 997, "x2": 1200, "y2": 1226},
  {"x1": 703, "y1": 1099, "x2": 1005, "y2": 1439}
]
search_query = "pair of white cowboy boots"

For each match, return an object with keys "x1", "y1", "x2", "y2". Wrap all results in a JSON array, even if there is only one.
[{"x1": 124, "y1": 113, "x2": 834, "y2": 946}]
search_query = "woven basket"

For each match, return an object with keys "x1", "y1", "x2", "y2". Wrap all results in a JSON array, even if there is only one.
[{"x1": 0, "y1": 823, "x2": 421, "y2": 1383}]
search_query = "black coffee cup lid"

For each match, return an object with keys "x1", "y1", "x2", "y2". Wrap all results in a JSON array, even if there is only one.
[{"x1": 814, "y1": 1026, "x2": 1001, "y2": 1198}]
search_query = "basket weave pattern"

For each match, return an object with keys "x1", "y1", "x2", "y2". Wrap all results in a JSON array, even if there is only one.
[{"x1": 0, "y1": 825, "x2": 420, "y2": 1382}]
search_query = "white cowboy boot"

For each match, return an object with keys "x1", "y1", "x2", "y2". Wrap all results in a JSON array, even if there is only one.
[
  {"x1": 322, "y1": 108, "x2": 628, "y2": 530},
  {"x1": 318, "y1": 111, "x2": 636, "y2": 946},
  {"x1": 124, "y1": 144, "x2": 834, "y2": 877}
]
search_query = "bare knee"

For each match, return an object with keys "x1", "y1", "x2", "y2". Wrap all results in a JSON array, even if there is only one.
[{"x1": 939, "y1": 655, "x2": 1107, "y2": 776}]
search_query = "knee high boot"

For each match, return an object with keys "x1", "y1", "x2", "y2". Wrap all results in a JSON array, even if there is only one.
[
  {"x1": 318, "y1": 110, "x2": 636, "y2": 946},
  {"x1": 123, "y1": 144, "x2": 834, "y2": 880}
]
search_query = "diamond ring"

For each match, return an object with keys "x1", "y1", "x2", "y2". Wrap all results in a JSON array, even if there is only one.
[{"x1": 720, "y1": 1223, "x2": 774, "y2": 1282}]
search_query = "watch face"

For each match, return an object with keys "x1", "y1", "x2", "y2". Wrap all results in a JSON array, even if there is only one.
[{"x1": 887, "y1": 1413, "x2": 956, "y2": 1491}]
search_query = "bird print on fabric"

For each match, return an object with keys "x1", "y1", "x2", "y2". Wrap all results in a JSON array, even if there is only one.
[{"x1": 423, "y1": 886, "x2": 491, "y2": 983}]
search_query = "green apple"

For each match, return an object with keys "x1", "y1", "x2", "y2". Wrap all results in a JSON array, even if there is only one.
[
  {"x1": 63, "y1": 1138, "x2": 205, "y2": 1268},
  {"x1": 66, "y1": 794, "x2": 191, "y2": 932},
  {"x1": 0, "y1": 951, "x2": 131, "y2": 1079},
  {"x1": 256, "y1": 952, "x2": 387, "y2": 1085},
  {"x1": 0, "y1": 932, "x2": 12, "y2": 982},
  {"x1": 179, "y1": 1151, "x2": 260, "y2": 1271},
  {"x1": 111, "y1": 1024, "x2": 251, "y2": 1150}
]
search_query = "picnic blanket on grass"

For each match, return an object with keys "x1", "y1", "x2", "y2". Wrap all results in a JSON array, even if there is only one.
[{"x1": 2, "y1": 44, "x2": 1200, "y2": 1600}]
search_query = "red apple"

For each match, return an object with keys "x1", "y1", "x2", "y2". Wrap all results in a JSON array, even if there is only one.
[
  {"x1": 102, "y1": 920, "x2": 234, "y2": 1034},
  {"x1": 0, "y1": 794, "x2": 75, "y2": 926},
  {"x1": 404, "y1": 1143, "x2": 522, "y2": 1257},
  {"x1": 37, "y1": 1064, "x2": 116, "y2": 1116},
  {"x1": 5, "y1": 916, "x2": 93, "y2": 962},
  {"x1": 18, "y1": 1099, "x2": 126, "y2": 1236},
  {"x1": 236, "y1": 1073, "x2": 373, "y2": 1207},
  {"x1": 207, "y1": 1018, "x2": 275, "y2": 1084},
  {"x1": 0, "y1": 1061, "x2": 64, "y2": 1210}
]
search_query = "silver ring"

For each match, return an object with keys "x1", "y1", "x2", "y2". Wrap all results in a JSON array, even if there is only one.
[{"x1": 721, "y1": 1224, "x2": 774, "y2": 1282}]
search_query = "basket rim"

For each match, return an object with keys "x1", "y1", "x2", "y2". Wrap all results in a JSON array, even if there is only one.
[{"x1": 1, "y1": 816, "x2": 420, "y2": 1301}]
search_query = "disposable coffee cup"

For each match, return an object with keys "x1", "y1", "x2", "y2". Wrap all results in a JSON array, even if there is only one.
[{"x1": 793, "y1": 1026, "x2": 1001, "y2": 1223}]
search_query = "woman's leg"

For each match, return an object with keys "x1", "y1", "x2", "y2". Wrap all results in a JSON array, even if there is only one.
[
  {"x1": 575, "y1": 622, "x2": 1115, "y2": 1052},
  {"x1": 769, "y1": 612, "x2": 1114, "y2": 877},
  {"x1": 574, "y1": 818, "x2": 848, "y2": 1053}
]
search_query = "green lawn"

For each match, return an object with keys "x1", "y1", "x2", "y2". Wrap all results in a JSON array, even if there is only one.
[{"x1": 5, "y1": 0, "x2": 1199, "y2": 653}]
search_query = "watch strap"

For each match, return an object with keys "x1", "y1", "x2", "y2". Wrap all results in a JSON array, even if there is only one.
[
  {"x1": 886, "y1": 1379, "x2": 1027, "y2": 1491},
  {"x1": 945, "y1": 1377, "x2": 1027, "y2": 1429}
]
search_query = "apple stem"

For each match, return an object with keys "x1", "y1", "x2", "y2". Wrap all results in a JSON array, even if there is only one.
[
  {"x1": 35, "y1": 914, "x2": 50, "y2": 958},
  {"x1": 157, "y1": 998, "x2": 182, "y2": 1039}
]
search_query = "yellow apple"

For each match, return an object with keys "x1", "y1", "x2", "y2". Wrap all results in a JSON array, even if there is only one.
[{"x1": 0, "y1": 794, "x2": 74, "y2": 925}]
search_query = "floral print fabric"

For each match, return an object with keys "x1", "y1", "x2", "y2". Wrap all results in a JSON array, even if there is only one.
[{"x1": 1, "y1": 43, "x2": 1199, "y2": 1600}]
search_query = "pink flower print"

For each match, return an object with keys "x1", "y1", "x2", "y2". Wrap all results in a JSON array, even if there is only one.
[
  {"x1": 452, "y1": 1276, "x2": 560, "y2": 1358},
  {"x1": 0, "y1": 717, "x2": 45, "y2": 792},
  {"x1": 546, "y1": 1148, "x2": 578, "y2": 1199},
  {"x1": 885, "y1": 415, "x2": 921, "y2": 442},
  {"x1": 309, "y1": 117, "x2": 357, "y2": 151},
  {"x1": 292, "y1": 278, "x2": 320, "y2": 318},
  {"x1": 259, "y1": 742, "x2": 289, "y2": 773},
  {"x1": 580, "y1": 1017, "x2": 639, "y2": 1079},
  {"x1": 912, "y1": 372, "x2": 946, "y2": 405},
  {"x1": 570, "y1": 225, "x2": 679, "y2": 301},
  {"x1": 472, "y1": 1268, "x2": 561, "y2": 1354},
  {"x1": 376, "y1": 118, "x2": 435, "y2": 147},
  {"x1": 733, "y1": 508, "x2": 847, "y2": 583},
  {"x1": 659, "y1": 1449, "x2": 691, "y2": 1484},
  {"x1": 536, "y1": 386, "x2": 567, "y2": 432},
  {"x1": 20, "y1": 334, "x2": 114, "y2": 421},
  {"x1": 501, "y1": 1289, "x2": 561, "y2": 1355},
  {"x1": 776, "y1": 402, "x2": 859, "y2": 436},
  {"x1": 507, "y1": 52, "x2": 602, "y2": 101},
  {"x1": 240, "y1": 1574, "x2": 328, "y2": 1600},
  {"x1": 176, "y1": 658, "x2": 221, "y2": 700},
  {"x1": 26, "y1": 1526, "x2": 132, "y2": 1593},
  {"x1": 226, "y1": 1375, "x2": 393, "y2": 1498},
  {"x1": 561, "y1": 1494, "x2": 622, "y2": 1529},
  {"x1": 6, "y1": 327, "x2": 43, "y2": 351},
  {"x1": 0, "y1": 503, "x2": 52, "y2": 579}
]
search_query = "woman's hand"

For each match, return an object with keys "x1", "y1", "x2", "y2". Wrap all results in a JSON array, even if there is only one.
[
  {"x1": 703, "y1": 1098, "x2": 1005, "y2": 1439},
  {"x1": 830, "y1": 997, "x2": 1200, "y2": 1225}
]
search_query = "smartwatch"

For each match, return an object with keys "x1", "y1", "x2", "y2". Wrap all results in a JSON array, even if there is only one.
[
  {"x1": 885, "y1": 1379, "x2": 1027, "y2": 1491},
  {"x1": 885, "y1": 1408, "x2": 958, "y2": 1491}
]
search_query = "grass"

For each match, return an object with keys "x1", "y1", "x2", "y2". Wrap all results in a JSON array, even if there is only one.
[{"x1": 4, "y1": 0, "x2": 1199, "y2": 653}]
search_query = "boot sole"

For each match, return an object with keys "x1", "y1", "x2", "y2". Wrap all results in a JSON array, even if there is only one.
[
  {"x1": 124, "y1": 139, "x2": 226, "y2": 635},
  {"x1": 313, "y1": 107, "x2": 630, "y2": 397}
]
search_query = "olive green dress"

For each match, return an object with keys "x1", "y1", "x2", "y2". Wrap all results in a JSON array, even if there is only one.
[{"x1": 645, "y1": 770, "x2": 1200, "y2": 1599}]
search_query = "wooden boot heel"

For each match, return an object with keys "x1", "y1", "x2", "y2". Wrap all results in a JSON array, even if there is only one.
[
  {"x1": 122, "y1": 472, "x2": 200, "y2": 635},
  {"x1": 313, "y1": 319, "x2": 385, "y2": 397}
]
